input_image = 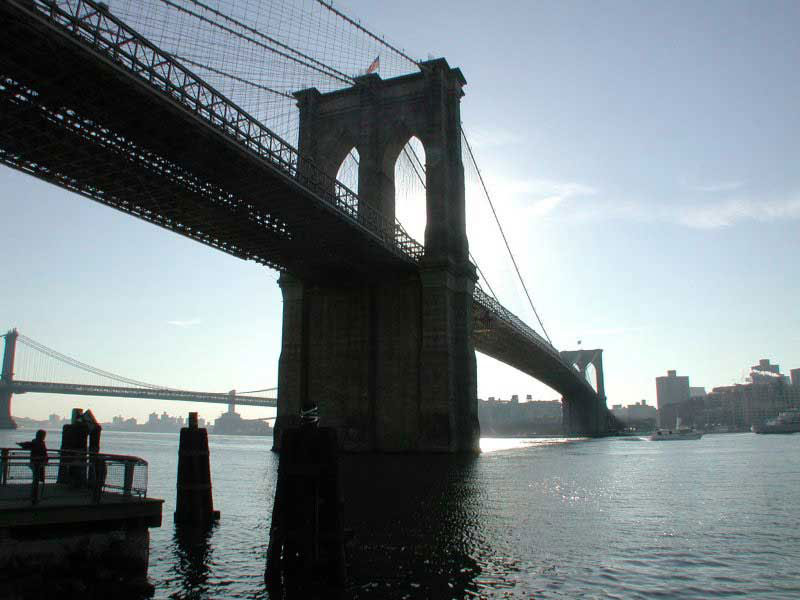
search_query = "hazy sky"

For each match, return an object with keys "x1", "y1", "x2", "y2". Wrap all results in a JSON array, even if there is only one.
[{"x1": 2, "y1": 0, "x2": 799, "y2": 422}]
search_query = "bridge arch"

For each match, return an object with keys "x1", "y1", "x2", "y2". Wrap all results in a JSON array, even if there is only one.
[
  {"x1": 294, "y1": 61, "x2": 470, "y2": 264},
  {"x1": 584, "y1": 362, "x2": 597, "y2": 393},
  {"x1": 391, "y1": 136, "x2": 427, "y2": 244},
  {"x1": 335, "y1": 146, "x2": 360, "y2": 195}
]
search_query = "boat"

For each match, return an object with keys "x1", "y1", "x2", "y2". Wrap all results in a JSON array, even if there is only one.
[
  {"x1": 752, "y1": 410, "x2": 800, "y2": 434},
  {"x1": 648, "y1": 418, "x2": 703, "y2": 441}
]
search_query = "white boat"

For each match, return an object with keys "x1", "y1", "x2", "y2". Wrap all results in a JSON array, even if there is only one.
[
  {"x1": 648, "y1": 418, "x2": 703, "y2": 441},
  {"x1": 752, "y1": 411, "x2": 800, "y2": 434}
]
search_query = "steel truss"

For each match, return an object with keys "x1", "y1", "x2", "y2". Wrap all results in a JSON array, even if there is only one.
[{"x1": 3, "y1": 380, "x2": 276, "y2": 407}]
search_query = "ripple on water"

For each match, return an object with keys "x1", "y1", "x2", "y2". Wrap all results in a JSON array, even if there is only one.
[{"x1": 2, "y1": 430, "x2": 796, "y2": 598}]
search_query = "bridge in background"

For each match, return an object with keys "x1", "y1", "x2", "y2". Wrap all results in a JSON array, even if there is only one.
[
  {"x1": 0, "y1": 0, "x2": 610, "y2": 450},
  {"x1": 0, "y1": 329, "x2": 276, "y2": 428}
]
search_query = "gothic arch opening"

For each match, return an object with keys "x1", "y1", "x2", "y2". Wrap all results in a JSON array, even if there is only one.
[
  {"x1": 584, "y1": 362, "x2": 597, "y2": 393},
  {"x1": 393, "y1": 136, "x2": 427, "y2": 244},
  {"x1": 336, "y1": 146, "x2": 360, "y2": 194}
]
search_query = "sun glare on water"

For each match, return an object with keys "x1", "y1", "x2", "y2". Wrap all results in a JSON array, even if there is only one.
[{"x1": 479, "y1": 436, "x2": 583, "y2": 453}]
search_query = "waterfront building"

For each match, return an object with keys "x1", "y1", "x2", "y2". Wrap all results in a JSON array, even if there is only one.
[
  {"x1": 478, "y1": 395, "x2": 563, "y2": 435},
  {"x1": 212, "y1": 407, "x2": 272, "y2": 435},
  {"x1": 611, "y1": 400, "x2": 657, "y2": 431},
  {"x1": 655, "y1": 370, "x2": 690, "y2": 427},
  {"x1": 660, "y1": 360, "x2": 800, "y2": 432},
  {"x1": 750, "y1": 359, "x2": 789, "y2": 385},
  {"x1": 792, "y1": 368, "x2": 800, "y2": 387},
  {"x1": 690, "y1": 387, "x2": 706, "y2": 399}
]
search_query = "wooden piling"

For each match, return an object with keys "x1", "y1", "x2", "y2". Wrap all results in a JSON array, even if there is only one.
[{"x1": 265, "y1": 424, "x2": 346, "y2": 593}]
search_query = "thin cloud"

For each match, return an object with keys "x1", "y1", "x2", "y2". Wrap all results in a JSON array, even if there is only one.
[
  {"x1": 167, "y1": 318, "x2": 202, "y2": 328},
  {"x1": 568, "y1": 194, "x2": 800, "y2": 229},
  {"x1": 678, "y1": 196, "x2": 800, "y2": 229},
  {"x1": 464, "y1": 127, "x2": 524, "y2": 150},
  {"x1": 581, "y1": 326, "x2": 645, "y2": 337},
  {"x1": 476, "y1": 177, "x2": 597, "y2": 218},
  {"x1": 685, "y1": 180, "x2": 745, "y2": 193}
]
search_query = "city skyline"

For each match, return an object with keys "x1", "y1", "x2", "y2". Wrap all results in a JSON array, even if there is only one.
[{"x1": 2, "y1": 0, "x2": 799, "y2": 422}]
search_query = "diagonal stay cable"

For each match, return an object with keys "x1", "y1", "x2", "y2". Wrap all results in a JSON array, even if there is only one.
[
  {"x1": 460, "y1": 127, "x2": 552, "y2": 345},
  {"x1": 173, "y1": 55, "x2": 295, "y2": 99},
  {"x1": 314, "y1": 0, "x2": 420, "y2": 68},
  {"x1": 180, "y1": 0, "x2": 356, "y2": 83},
  {"x1": 157, "y1": 0, "x2": 353, "y2": 85},
  {"x1": 400, "y1": 144, "x2": 502, "y2": 304}
]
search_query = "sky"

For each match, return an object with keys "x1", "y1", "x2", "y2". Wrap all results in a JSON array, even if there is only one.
[{"x1": 2, "y1": 0, "x2": 799, "y2": 423}]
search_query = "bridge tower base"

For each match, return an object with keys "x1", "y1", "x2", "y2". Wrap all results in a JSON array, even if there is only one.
[
  {"x1": 562, "y1": 394, "x2": 609, "y2": 436},
  {"x1": 0, "y1": 392, "x2": 16, "y2": 430},
  {"x1": 273, "y1": 269, "x2": 479, "y2": 453},
  {"x1": 0, "y1": 330, "x2": 18, "y2": 429}
]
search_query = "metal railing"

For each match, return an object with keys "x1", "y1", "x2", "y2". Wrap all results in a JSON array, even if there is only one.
[
  {"x1": 11, "y1": 0, "x2": 424, "y2": 264},
  {"x1": 473, "y1": 284, "x2": 596, "y2": 394},
  {"x1": 0, "y1": 448, "x2": 148, "y2": 503},
  {"x1": 473, "y1": 284, "x2": 558, "y2": 356}
]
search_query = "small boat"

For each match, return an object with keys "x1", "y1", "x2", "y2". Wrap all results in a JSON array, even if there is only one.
[
  {"x1": 752, "y1": 411, "x2": 800, "y2": 434},
  {"x1": 648, "y1": 418, "x2": 703, "y2": 441}
]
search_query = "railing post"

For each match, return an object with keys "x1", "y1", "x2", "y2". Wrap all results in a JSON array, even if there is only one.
[
  {"x1": 0, "y1": 448, "x2": 8, "y2": 485},
  {"x1": 123, "y1": 460, "x2": 134, "y2": 497}
]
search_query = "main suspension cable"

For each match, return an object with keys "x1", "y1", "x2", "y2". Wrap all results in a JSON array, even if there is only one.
[
  {"x1": 314, "y1": 0, "x2": 420, "y2": 68},
  {"x1": 400, "y1": 143, "x2": 502, "y2": 304},
  {"x1": 460, "y1": 127, "x2": 553, "y2": 345},
  {"x1": 157, "y1": 0, "x2": 353, "y2": 85}
]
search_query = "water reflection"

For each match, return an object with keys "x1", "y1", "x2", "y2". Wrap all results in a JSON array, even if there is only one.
[
  {"x1": 171, "y1": 522, "x2": 217, "y2": 599},
  {"x1": 339, "y1": 453, "x2": 484, "y2": 598},
  {"x1": 480, "y1": 436, "x2": 585, "y2": 453}
]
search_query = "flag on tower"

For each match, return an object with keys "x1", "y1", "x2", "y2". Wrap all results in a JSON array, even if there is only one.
[{"x1": 366, "y1": 55, "x2": 380, "y2": 74}]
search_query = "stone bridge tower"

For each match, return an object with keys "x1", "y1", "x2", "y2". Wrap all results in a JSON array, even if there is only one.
[
  {"x1": 274, "y1": 59, "x2": 479, "y2": 453},
  {"x1": 560, "y1": 348, "x2": 607, "y2": 434},
  {"x1": 0, "y1": 329, "x2": 19, "y2": 429}
]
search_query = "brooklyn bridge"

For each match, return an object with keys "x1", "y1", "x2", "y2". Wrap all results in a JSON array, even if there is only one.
[{"x1": 0, "y1": 0, "x2": 612, "y2": 450}]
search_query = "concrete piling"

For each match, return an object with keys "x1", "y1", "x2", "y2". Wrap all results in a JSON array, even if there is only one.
[{"x1": 174, "y1": 412, "x2": 220, "y2": 523}]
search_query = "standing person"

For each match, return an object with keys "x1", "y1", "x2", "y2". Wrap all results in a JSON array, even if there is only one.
[{"x1": 17, "y1": 429, "x2": 48, "y2": 504}]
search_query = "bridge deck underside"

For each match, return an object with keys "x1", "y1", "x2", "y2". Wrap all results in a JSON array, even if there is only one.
[
  {"x1": 473, "y1": 318, "x2": 596, "y2": 403},
  {"x1": 0, "y1": 4, "x2": 415, "y2": 283}
]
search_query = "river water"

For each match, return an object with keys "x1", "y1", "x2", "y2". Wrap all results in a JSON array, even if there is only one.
[{"x1": 2, "y1": 429, "x2": 799, "y2": 598}]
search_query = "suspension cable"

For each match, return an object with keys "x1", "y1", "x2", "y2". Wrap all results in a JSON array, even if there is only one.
[
  {"x1": 314, "y1": 0, "x2": 420, "y2": 68},
  {"x1": 17, "y1": 335, "x2": 176, "y2": 390},
  {"x1": 400, "y1": 144, "x2": 502, "y2": 303},
  {"x1": 460, "y1": 127, "x2": 553, "y2": 344},
  {"x1": 174, "y1": 55, "x2": 295, "y2": 99},
  {"x1": 157, "y1": 0, "x2": 353, "y2": 85}
]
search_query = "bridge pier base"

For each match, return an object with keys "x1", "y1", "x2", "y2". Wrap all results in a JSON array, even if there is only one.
[
  {"x1": 0, "y1": 329, "x2": 17, "y2": 429},
  {"x1": 0, "y1": 391, "x2": 16, "y2": 430},
  {"x1": 562, "y1": 394, "x2": 609, "y2": 436},
  {"x1": 274, "y1": 268, "x2": 479, "y2": 454}
]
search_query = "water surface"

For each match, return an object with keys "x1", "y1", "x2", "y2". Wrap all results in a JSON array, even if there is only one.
[{"x1": 3, "y1": 429, "x2": 798, "y2": 598}]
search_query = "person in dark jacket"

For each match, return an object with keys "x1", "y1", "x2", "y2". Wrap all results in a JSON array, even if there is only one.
[{"x1": 17, "y1": 429, "x2": 48, "y2": 504}]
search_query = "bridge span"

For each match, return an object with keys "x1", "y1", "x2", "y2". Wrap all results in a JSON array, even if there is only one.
[{"x1": 0, "y1": 0, "x2": 610, "y2": 450}]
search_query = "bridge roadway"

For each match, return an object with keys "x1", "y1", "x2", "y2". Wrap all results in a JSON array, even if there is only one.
[
  {"x1": 0, "y1": 0, "x2": 601, "y2": 415},
  {"x1": 0, "y1": 380, "x2": 276, "y2": 408}
]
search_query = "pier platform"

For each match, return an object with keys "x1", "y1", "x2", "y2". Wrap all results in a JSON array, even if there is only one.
[{"x1": 0, "y1": 448, "x2": 162, "y2": 598}]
